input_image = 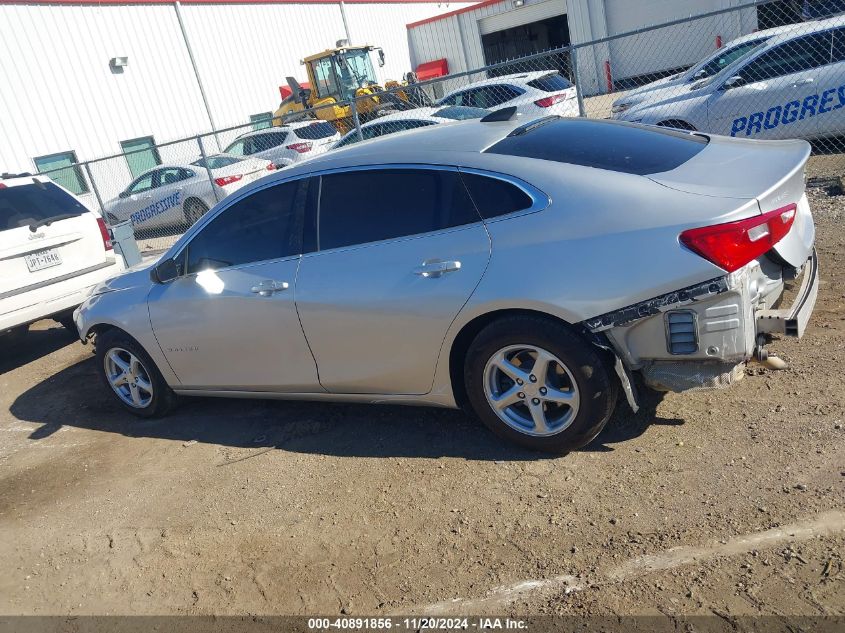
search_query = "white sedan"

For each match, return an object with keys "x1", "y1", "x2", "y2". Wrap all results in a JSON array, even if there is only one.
[
  {"x1": 333, "y1": 105, "x2": 489, "y2": 148},
  {"x1": 613, "y1": 16, "x2": 845, "y2": 141},
  {"x1": 104, "y1": 155, "x2": 274, "y2": 231},
  {"x1": 436, "y1": 71, "x2": 578, "y2": 119},
  {"x1": 223, "y1": 121, "x2": 340, "y2": 169}
]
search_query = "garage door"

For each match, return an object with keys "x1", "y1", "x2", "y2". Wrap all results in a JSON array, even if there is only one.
[{"x1": 479, "y1": 0, "x2": 566, "y2": 36}]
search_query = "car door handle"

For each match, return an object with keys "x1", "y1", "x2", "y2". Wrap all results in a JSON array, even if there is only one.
[
  {"x1": 413, "y1": 260, "x2": 461, "y2": 278},
  {"x1": 251, "y1": 280, "x2": 289, "y2": 296},
  {"x1": 792, "y1": 78, "x2": 814, "y2": 87}
]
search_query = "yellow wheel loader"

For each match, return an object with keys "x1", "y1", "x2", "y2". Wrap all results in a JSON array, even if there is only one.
[{"x1": 272, "y1": 42, "x2": 431, "y2": 135}]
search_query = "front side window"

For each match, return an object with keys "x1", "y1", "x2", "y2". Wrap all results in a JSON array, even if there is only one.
[
  {"x1": 224, "y1": 139, "x2": 248, "y2": 157},
  {"x1": 186, "y1": 180, "x2": 305, "y2": 274},
  {"x1": 33, "y1": 151, "x2": 88, "y2": 195},
  {"x1": 696, "y1": 39, "x2": 766, "y2": 79},
  {"x1": 311, "y1": 57, "x2": 339, "y2": 99},
  {"x1": 740, "y1": 32, "x2": 833, "y2": 83},
  {"x1": 439, "y1": 90, "x2": 468, "y2": 107},
  {"x1": 317, "y1": 169, "x2": 480, "y2": 250}
]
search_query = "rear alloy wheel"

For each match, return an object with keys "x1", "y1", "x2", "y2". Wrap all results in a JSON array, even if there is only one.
[
  {"x1": 184, "y1": 199, "x2": 209, "y2": 226},
  {"x1": 465, "y1": 316, "x2": 617, "y2": 453},
  {"x1": 96, "y1": 330, "x2": 176, "y2": 418}
]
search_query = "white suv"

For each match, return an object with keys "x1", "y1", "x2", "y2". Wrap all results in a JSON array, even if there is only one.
[
  {"x1": 223, "y1": 121, "x2": 341, "y2": 169},
  {"x1": 437, "y1": 71, "x2": 579, "y2": 119},
  {"x1": 1, "y1": 173, "x2": 124, "y2": 342}
]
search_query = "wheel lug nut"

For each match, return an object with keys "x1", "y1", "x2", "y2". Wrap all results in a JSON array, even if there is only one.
[
  {"x1": 518, "y1": 392, "x2": 525, "y2": 399},
  {"x1": 532, "y1": 398, "x2": 541, "y2": 405},
  {"x1": 529, "y1": 375, "x2": 537, "y2": 383},
  {"x1": 539, "y1": 387, "x2": 547, "y2": 395},
  {"x1": 516, "y1": 379, "x2": 523, "y2": 385}
]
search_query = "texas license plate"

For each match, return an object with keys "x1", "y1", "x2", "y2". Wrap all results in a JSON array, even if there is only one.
[{"x1": 25, "y1": 248, "x2": 62, "y2": 272}]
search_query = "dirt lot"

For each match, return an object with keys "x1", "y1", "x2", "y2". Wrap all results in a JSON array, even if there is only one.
[{"x1": 1, "y1": 190, "x2": 843, "y2": 623}]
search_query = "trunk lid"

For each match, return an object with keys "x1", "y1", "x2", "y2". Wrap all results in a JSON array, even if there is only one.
[{"x1": 649, "y1": 136, "x2": 813, "y2": 267}]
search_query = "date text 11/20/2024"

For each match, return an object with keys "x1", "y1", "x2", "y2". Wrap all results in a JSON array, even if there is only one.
[{"x1": 306, "y1": 617, "x2": 528, "y2": 629}]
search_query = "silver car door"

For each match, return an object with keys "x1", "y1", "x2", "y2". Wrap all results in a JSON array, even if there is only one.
[
  {"x1": 148, "y1": 178, "x2": 319, "y2": 391},
  {"x1": 295, "y1": 167, "x2": 490, "y2": 395},
  {"x1": 707, "y1": 31, "x2": 830, "y2": 140},
  {"x1": 120, "y1": 171, "x2": 157, "y2": 228}
]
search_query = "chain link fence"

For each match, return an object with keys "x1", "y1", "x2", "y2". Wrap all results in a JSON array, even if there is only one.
[{"x1": 33, "y1": 0, "x2": 845, "y2": 252}]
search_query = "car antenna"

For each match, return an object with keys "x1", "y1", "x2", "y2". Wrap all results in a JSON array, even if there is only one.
[{"x1": 480, "y1": 106, "x2": 518, "y2": 122}]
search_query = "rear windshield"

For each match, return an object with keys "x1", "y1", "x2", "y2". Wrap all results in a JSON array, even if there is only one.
[
  {"x1": 294, "y1": 122, "x2": 338, "y2": 140},
  {"x1": 485, "y1": 118, "x2": 708, "y2": 176},
  {"x1": 433, "y1": 106, "x2": 489, "y2": 120},
  {"x1": 526, "y1": 73, "x2": 573, "y2": 93},
  {"x1": 191, "y1": 155, "x2": 241, "y2": 169},
  {"x1": 0, "y1": 181, "x2": 87, "y2": 231}
]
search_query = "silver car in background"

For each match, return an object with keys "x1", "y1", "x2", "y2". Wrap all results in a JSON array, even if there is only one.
[
  {"x1": 103, "y1": 154, "x2": 274, "y2": 230},
  {"x1": 76, "y1": 114, "x2": 818, "y2": 453}
]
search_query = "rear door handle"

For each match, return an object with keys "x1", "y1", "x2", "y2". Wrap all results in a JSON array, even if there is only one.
[
  {"x1": 792, "y1": 77, "x2": 814, "y2": 87},
  {"x1": 413, "y1": 260, "x2": 461, "y2": 278},
  {"x1": 251, "y1": 280, "x2": 289, "y2": 296}
]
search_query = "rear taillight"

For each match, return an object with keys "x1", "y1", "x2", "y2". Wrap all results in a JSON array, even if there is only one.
[
  {"x1": 679, "y1": 203, "x2": 796, "y2": 273},
  {"x1": 534, "y1": 93, "x2": 570, "y2": 108},
  {"x1": 214, "y1": 174, "x2": 243, "y2": 187},
  {"x1": 266, "y1": 163, "x2": 276, "y2": 171},
  {"x1": 286, "y1": 141, "x2": 313, "y2": 154},
  {"x1": 96, "y1": 216, "x2": 113, "y2": 251}
]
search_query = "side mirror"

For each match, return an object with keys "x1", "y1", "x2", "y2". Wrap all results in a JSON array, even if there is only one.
[
  {"x1": 722, "y1": 75, "x2": 746, "y2": 90},
  {"x1": 377, "y1": 49, "x2": 385, "y2": 67},
  {"x1": 692, "y1": 69, "x2": 707, "y2": 80},
  {"x1": 150, "y1": 257, "x2": 180, "y2": 284}
]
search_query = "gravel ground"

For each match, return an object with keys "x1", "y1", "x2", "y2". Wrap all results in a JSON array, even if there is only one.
[{"x1": 0, "y1": 188, "x2": 842, "y2": 622}]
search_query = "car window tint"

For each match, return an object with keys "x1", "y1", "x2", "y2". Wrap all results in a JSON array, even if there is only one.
[
  {"x1": 460, "y1": 172, "x2": 534, "y2": 219},
  {"x1": 128, "y1": 173, "x2": 155, "y2": 193},
  {"x1": 475, "y1": 85, "x2": 523, "y2": 108},
  {"x1": 186, "y1": 180, "x2": 304, "y2": 273},
  {"x1": 742, "y1": 32, "x2": 833, "y2": 82},
  {"x1": 0, "y1": 182, "x2": 87, "y2": 231},
  {"x1": 526, "y1": 73, "x2": 572, "y2": 92},
  {"x1": 294, "y1": 122, "x2": 337, "y2": 140},
  {"x1": 159, "y1": 168, "x2": 184, "y2": 186},
  {"x1": 486, "y1": 118, "x2": 708, "y2": 176},
  {"x1": 318, "y1": 169, "x2": 480, "y2": 250},
  {"x1": 698, "y1": 39, "x2": 765, "y2": 77},
  {"x1": 832, "y1": 27, "x2": 845, "y2": 63},
  {"x1": 252, "y1": 131, "x2": 288, "y2": 152},
  {"x1": 433, "y1": 106, "x2": 489, "y2": 120}
]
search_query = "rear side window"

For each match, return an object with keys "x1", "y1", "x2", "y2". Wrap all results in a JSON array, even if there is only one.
[
  {"x1": 186, "y1": 180, "x2": 305, "y2": 273},
  {"x1": 318, "y1": 169, "x2": 480, "y2": 250},
  {"x1": 485, "y1": 118, "x2": 709, "y2": 176},
  {"x1": 251, "y1": 131, "x2": 288, "y2": 152},
  {"x1": 526, "y1": 73, "x2": 572, "y2": 93},
  {"x1": 460, "y1": 172, "x2": 534, "y2": 219},
  {"x1": 0, "y1": 181, "x2": 87, "y2": 231},
  {"x1": 294, "y1": 122, "x2": 338, "y2": 140}
]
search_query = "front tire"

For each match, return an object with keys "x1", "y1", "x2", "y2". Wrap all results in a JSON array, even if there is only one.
[
  {"x1": 464, "y1": 316, "x2": 617, "y2": 454},
  {"x1": 95, "y1": 329, "x2": 176, "y2": 418}
]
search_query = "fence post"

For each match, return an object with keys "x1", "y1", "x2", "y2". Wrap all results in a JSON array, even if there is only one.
[
  {"x1": 83, "y1": 162, "x2": 107, "y2": 218},
  {"x1": 350, "y1": 99, "x2": 364, "y2": 142},
  {"x1": 569, "y1": 48, "x2": 587, "y2": 118},
  {"x1": 197, "y1": 135, "x2": 221, "y2": 204}
]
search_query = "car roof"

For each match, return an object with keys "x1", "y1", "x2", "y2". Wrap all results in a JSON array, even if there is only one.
[
  {"x1": 760, "y1": 12, "x2": 845, "y2": 46},
  {"x1": 443, "y1": 70, "x2": 555, "y2": 93},
  {"x1": 231, "y1": 119, "x2": 333, "y2": 142}
]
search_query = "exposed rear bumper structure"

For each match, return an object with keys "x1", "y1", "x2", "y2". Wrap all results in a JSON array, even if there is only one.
[{"x1": 756, "y1": 250, "x2": 819, "y2": 339}]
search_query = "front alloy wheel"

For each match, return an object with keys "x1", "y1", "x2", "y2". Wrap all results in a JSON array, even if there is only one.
[{"x1": 104, "y1": 347, "x2": 154, "y2": 409}]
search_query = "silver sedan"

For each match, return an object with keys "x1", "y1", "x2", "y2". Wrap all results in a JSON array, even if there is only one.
[{"x1": 75, "y1": 113, "x2": 818, "y2": 453}]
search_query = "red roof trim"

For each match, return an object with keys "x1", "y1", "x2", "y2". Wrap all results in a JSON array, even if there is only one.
[
  {"x1": 5, "y1": 0, "x2": 451, "y2": 5},
  {"x1": 406, "y1": 0, "x2": 499, "y2": 28}
]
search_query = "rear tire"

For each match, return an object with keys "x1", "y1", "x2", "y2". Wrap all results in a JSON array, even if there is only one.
[
  {"x1": 95, "y1": 329, "x2": 176, "y2": 418},
  {"x1": 184, "y1": 198, "x2": 209, "y2": 226},
  {"x1": 464, "y1": 315, "x2": 617, "y2": 454}
]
